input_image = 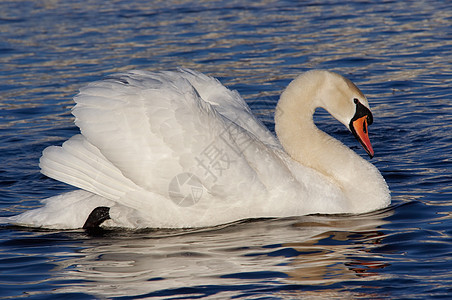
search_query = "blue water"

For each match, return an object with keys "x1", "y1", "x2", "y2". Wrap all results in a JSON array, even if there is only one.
[{"x1": 1, "y1": 0, "x2": 451, "y2": 298}]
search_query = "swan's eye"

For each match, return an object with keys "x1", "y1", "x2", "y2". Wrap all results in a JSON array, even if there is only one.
[{"x1": 351, "y1": 98, "x2": 373, "y2": 126}]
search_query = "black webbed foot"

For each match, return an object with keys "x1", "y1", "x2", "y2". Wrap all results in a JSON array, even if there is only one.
[{"x1": 83, "y1": 206, "x2": 111, "y2": 229}]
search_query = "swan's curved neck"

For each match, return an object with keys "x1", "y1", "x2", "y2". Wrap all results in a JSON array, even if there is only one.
[
  {"x1": 275, "y1": 75, "x2": 338, "y2": 177},
  {"x1": 274, "y1": 74, "x2": 390, "y2": 212}
]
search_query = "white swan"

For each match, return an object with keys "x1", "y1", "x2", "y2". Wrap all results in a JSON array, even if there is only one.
[{"x1": 5, "y1": 69, "x2": 390, "y2": 229}]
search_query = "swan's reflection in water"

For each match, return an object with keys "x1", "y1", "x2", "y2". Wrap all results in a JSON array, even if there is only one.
[{"x1": 53, "y1": 208, "x2": 393, "y2": 298}]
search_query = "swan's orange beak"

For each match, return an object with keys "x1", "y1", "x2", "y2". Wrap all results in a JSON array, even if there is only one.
[
  {"x1": 351, "y1": 116, "x2": 374, "y2": 158},
  {"x1": 350, "y1": 99, "x2": 374, "y2": 158}
]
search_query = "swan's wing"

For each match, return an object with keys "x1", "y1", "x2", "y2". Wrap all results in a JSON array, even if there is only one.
[
  {"x1": 66, "y1": 70, "x2": 277, "y2": 201},
  {"x1": 39, "y1": 134, "x2": 139, "y2": 200},
  {"x1": 176, "y1": 69, "x2": 279, "y2": 147}
]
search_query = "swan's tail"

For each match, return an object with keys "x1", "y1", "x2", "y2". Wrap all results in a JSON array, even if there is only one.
[{"x1": 1, "y1": 190, "x2": 114, "y2": 229}]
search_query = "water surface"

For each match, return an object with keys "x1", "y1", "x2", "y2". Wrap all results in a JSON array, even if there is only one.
[{"x1": 1, "y1": 0, "x2": 451, "y2": 299}]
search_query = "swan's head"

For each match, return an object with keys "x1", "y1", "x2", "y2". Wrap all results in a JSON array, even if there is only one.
[
  {"x1": 278, "y1": 70, "x2": 375, "y2": 158},
  {"x1": 318, "y1": 71, "x2": 374, "y2": 158}
]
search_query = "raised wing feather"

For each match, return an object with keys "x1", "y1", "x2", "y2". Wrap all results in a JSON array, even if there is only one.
[
  {"x1": 175, "y1": 69, "x2": 279, "y2": 147},
  {"x1": 70, "y1": 69, "x2": 278, "y2": 200}
]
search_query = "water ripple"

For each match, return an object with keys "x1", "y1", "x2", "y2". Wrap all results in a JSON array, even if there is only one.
[{"x1": 0, "y1": 0, "x2": 451, "y2": 299}]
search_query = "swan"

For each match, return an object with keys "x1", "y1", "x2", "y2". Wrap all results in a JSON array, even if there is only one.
[{"x1": 4, "y1": 69, "x2": 390, "y2": 229}]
